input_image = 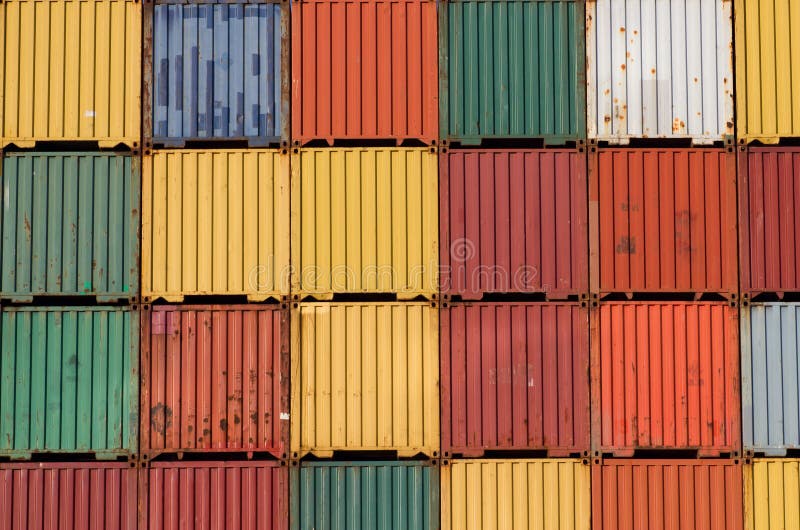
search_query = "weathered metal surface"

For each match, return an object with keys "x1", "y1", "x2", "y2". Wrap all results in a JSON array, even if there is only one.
[
  {"x1": 292, "y1": 0, "x2": 438, "y2": 145},
  {"x1": 745, "y1": 459, "x2": 800, "y2": 530},
  {"x1": 290, "y1": 302, "x2": 439, "y2": 458},
  {"x1": 0, "y1": 307, "x2": 138, "y2": 459},
  {"x1": 441, "y1": 302, "x2": 589, "y2": 457},
  {"x1": 587, "y1": 0, "x2": 734, "y2": 144},
  {"x1": 1, "y1": 152, "x2": 139, "y2": 302}
]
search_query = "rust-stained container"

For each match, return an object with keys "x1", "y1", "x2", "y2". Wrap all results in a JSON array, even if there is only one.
[
  {"x1": 291, "y1": 0, "x2": 438, "y2": 145},
  {"x1": 739, "y1": 147, "x2": 800, "y2": 298},
  {"x1": 440, "y1": 149, "x2": 588, "y2": 299},
  {"x1": 140, "y1": 305, "x2": 289, "y2": 460},
  {"x1": 141, "y1": 460, "x2": 288, "y2": 530},
  {"x1": 745, "y1": 459, "x2": 800, "y2": 530},
  {"x1": 592, "y1": 302, "x2": 740, "y2": 456},
  {"x1": 593, "y1": 459, "x2": 744, "y2": 530},
  {"x1": 142, "y1": 149, "x2": 290, "y2": 302},
  {"x1": 0, "y1": 462, "x2": 137, "y2": 530},
  {"x1": 441, "y1": 302, "x2": 589, "y2": 457},
  {"x1": 589, "y1": 147, "x2": 738, "y2": 297},
  {"x1": 291, "y1": 301, "x2": 439, "y2": 459}
]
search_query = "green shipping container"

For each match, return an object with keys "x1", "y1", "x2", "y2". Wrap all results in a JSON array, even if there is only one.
[
  {"x1": 440, "y1": 0, "x2": 586, "y2": 145},
  {"x1": 1, "y1": 152, "x2": 140, "y2": 301},
  {"x1": 0, "y1": 307, "x2": 138, "y2": 459},
  {"x1": 291, "y1": 461, "x2": 439, "y2": 529}
]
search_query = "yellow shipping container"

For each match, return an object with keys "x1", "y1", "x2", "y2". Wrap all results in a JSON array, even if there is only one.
[
  {"x1": 735, "y1": 0, "x2": 800, "y2": 143},
  {"x1": 745, "y1": 459, "x2": 800, "y2": 530},
  {"x1": 290, "y1": 301, "x2": 439, "y2": 458},
  {"x1": 291, "y1": 147, "x2": 438, "y2": 300},
  {"x1": 1, "y1": 0, "x2": 141, "y2": 148},
  {"x1": 142, "y1": 149, "x2": 290, "y2": 302},
  {"x1": 441, "y1": 459, "x2": 591, "y2": 530}
]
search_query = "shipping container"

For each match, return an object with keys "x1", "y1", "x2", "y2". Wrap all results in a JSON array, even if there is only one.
[
  {"x1": 142, "y1": 149, "x2": 290, "y2": 302},
  {"x1": 141, "y1": 461, "x2": 288, "y2": 530},
  {"x1": 441, "y1": 459, "x2": 591, "y2": 530},
  {"x1": 739, "y1": 147, "x2": 800, "y2": 297},
  {"x1": 144, "y1": 2, "x2": 289, "y2": 147},
  {"x1": 741, "y1": 303, "x2": 800, "y2": 456},
  {"x1": 292, "y1": 148, "x2": 438, "y2": 300},
  {"x1": 735, "y1": 0, "x2": 800, "y2": 144},
  {"x1": 593, "y1": 459, "x2": 743, "y2": 530},
  {"x1": 441, "y1": 302, "x2": 589, "y2": 457},
  {"x1": 291, "y1": 302, "x2": 439, "y2": 458},
  {"x1": 587, "y1": 0, "x2": 734, "y2": 144},
  {"x1": 1, "y1": 153, "x2": 139, "y2": 302},
  {"x1": 440, "y1": 149, "x2": 587, "y2": 299},
  {"x1": 0, "y1": 0, "x2": 141, "y2": 148},
  {"x1": 0, "y1": 307, "x2": 138, "y2": 459},
  {"x1": 141, "y1": 305, "x2": 289, "y2": 459},
  {"x1": 592, "y1": 302, "x2": 740, "y2": 456},
  {"x1": 440, "y1": 0, "x2": 585, "y2": 145},
  {"x1": 744, "y1": 459, "x2": 800, "y2": 530},
  {"x1": 291, "y1": 0, "x2": 438, "y2": 145},
  {"x1": 291, "y1": 461, "x2": 438, "y2": 530},
  {"x1": 0, "y1": 462, "x2": 137, "y2": 530},
  {"x1": 589, "y1": 148, "x2": 738, "y2": 297}
]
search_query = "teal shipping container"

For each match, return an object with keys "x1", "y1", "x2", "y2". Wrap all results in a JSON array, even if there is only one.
[
  {"x1": 1, "y1": 152, "x2": 139, "y2": 302},
  {"x1": 0, "y1": 306, "x2": 138, "y2": 459},
  {"x1": 291, "y1": 461, "x2": 439, "y2": 530},
  {"x1": 440, "y1": 0, "x2": 586, "y2": 145}
]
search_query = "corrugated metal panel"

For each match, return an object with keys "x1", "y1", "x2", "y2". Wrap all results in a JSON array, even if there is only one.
[
  {"x1": 440, "y1": 149, "x2": 587, "y2": 298},
  {"x1": 142, "y1": 149, "x2": 290, "y2": 302},
  {"x1": 292, "y1": 148, "x2": 438, "y2": 299},
  {"x1": 148, "y1": 3, "x2": 288, "y2": 147},
  {"x1": 291, "y1": 461, "x2": 439, "y2": 530},
  {"x1": 441, "y1": 302, "x2": 590, "y2": 457},
  {"x1": 142, "y1": 461, "x2": 288, "y2": 530},
  {"x1": 593, "y1": 302, "x2": 740, "y2": 456},
  {"x1": 1, "y1": 153, "x2": 139, "y2": 302},
  {"x1": 290, "y1": 302, "x2": 439, "y2": 458},
  {"x1": 587, "y1": 0, "x2": 733, "y2": 144},
  {"x1": 745, "y1": 459, "x2": 800, "y2": 530},
  {"x1": 739, "y1": 148, "x2": 800, "y2": 297},
  {"x1": 593, "y1": 459, "x2": 743, "y2": 530},
  {"x1": 291, "y1": 0, "x2": 438, "y2": 145},
  {"x1": 0, "y1": 462, "x2": 137, "y2": 530},
  {"x1": 141, "y1": 305, "x2": 289, "y2": 459},
  {"x1": 741, "y1": 303, "x2": 800, "y2": 456},
  {"x1": 440, "y1": 0, "x2": 585, "y2": 145},
  {"x1": 0, "y1": 0, "x2": 141, "y2": 148},
  {"x1": 0, "y1": 307, "x2": 138, "y2": 459},
  {"x1": 589, "y1": 148, "x2": 738, "y2": 296},
  {"x1": 735, "y1": 0, "x2": 800, "y2": 144},
  {"x1": 441, "y1": 459, "x2": 591, "y2": 530}
]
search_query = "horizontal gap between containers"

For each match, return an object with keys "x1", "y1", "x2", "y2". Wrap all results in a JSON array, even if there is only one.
[
  {"x1": 1, "y1": 295, "x2": 139, "y2": 307},
  {"x1": 291, "y1": 293, "x2": 438, "y2": 303},
  {"x1": 146, "y1": 138, "x2": 288, "y2": 151},
  {"x1": 294, "y1": 450, "x2": 439, "y2": 462},
  {"x1": 141, "y1": 450, "x2": 285, "y2": 463},
  {"x1": 144, "y1": 294, "x2": 287, "y2": 305},
  {"x1": 443, "y1": 292, "x2": 586, "y2": 304},
  {"x1": 443, "y1": 449, "x2": 590, "y2": 460},
  {"x1": 594, "y1": 292, "x2": 736, "y2": 303},
  {"x1": 738, "y1": 137, "x2": 800, "y2": 147},
  {"x1": 2, "y1": 143, "x2": 139, "y2": 155},
  {"x1": 742, "y1": 292, "x2": 800, "y2": 304},
  {"x1": 588, "y1": 137, "x2": 733, "y2": 149},
  {"x1": 0, "y1": 452, "x2": 136, "y2": 464},
  {"x1": 292, "y1": 138, "x2": 435, "y2": 148},
  {"x1": 442, "y1": 138, "x2": 585, "y2": 150},
  {"x1": 594, "y1": 449, "x2": 741, "y2": 460}
]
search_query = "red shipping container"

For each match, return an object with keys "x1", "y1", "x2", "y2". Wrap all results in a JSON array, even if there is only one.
[
  {"x1": 0, "y1": 462, "x2": 137, "y2": 530},
  {"x1": 440, "y1": 148, "x2": 588, "y2": 299},
  {"x1": 739, "y1": 147, "x2": 800, "y2": 297},
  {"x1": 141, "y1": 305, "x2": 289, "y2": 459},
  {"x1": 589, "y1": 147, "x2": 738, "y2": 297},
  {"x1": 592, "y1": 459, "x2": 743, "y2": 530},
  {"x1": 592, "y1": 302, "x2": 740, "y2": 456},
  {"x1": 141, "y1": 461, "x2": 288, "y2": 530},
  {"x1": 291, "y1": 0, "x2": 438, "y2": 145},
  {"x1": 441, "y1": 301, "x2": 590, "y2": 457}
]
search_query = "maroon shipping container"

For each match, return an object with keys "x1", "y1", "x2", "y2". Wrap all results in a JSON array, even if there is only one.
[
  {"x1": 141, "y1": 461, "x2": 288, "y2": 530},
  {"x1": 440, "y1": 148, "x2": 588, "y2": 299},
  {"x1": 591, "y1": 302, "x2": 740, "y2": 457},
  {"x1": 589, "y1": 148, "x2": 738, "y2": 297},
  {"x1": 0, "y1": 462, "x2": 137, "y2": 530},
  {"x1": 739, "y1": 147, "x2": 800, "y2": 297},
  {"x1": 593, "y1": 459, "x2": 743, "y2": 530},
  {"x1": 441, "y1": 301, "x2": 590, "y2": 457},
  {"x1": 141, "y1": 305, "x2": 289, "y2": 459}
]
